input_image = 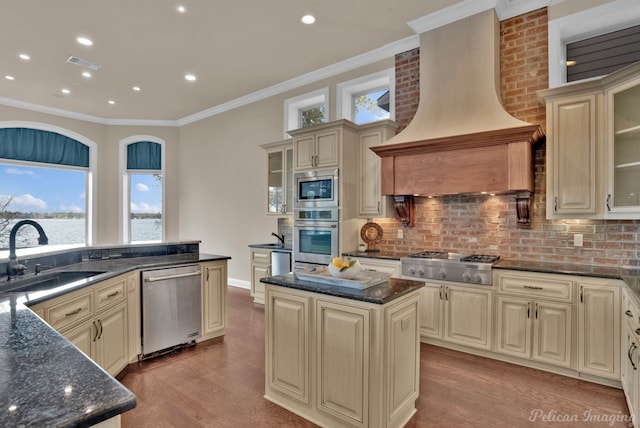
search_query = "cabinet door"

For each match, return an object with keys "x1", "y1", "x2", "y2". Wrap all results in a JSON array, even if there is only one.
[
  {"x1": 496, "y1": 296, "x2": 531, "y2": 359},
  {"x1": 358, "y1": 129, "x2": 384, "y2": 217},
  {"x1": 316, "y1": 299, "x2": 369, "y2": 427},
  {"x1": 444, "y1": 286, "x2": 492, "y2": 350},
  {"x1": 314, "y1": 129, "x2": 339, "y2": 168},
  {"x1": 250, "y1": 249, "x2": 270, "y2": 304},
  {"x1": 201, "y1": 261, "x2": 227, "y2": 339},
  {"x1": 578, "y1": 283, "x2": 620, "y2": 379},
  {"x1": 294, "y1": 135, "x2": 316, "y2": 169},
  {"x1": 622, "y1": 324, "x2": 638, "y2": 420},
  {"x1": 266, "y1": 289, "x2": 311, "y2": 405},
  {"x1": 419, "y1": 284, "x2": 444, "y2": 339},
  {"x1": 547, "y1": 93, "x2": 599, "y2": 217},
  {"x1": 95, "y1": 302, "x2": 128, "y2": 376},
  {"x1": 62, "y1": 320, "x2": 95, "y2": 359},
  {"x1": 532, "y1": 301, "x2": 572, "y2": 367}
]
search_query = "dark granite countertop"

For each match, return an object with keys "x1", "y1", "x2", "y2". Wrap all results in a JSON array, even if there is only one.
[
  {"x1": 261, "y1": 273, "x2": 424, "y2": 305},
  {"x1": 0, "y1": 247, "x2": 230, "y2": 428},
  {"x1": 248, "y1": 243, "x2": 292, "y2": 252},
  {"x1": 495, "y1": 258, "x2": 640, "y2": 301}
]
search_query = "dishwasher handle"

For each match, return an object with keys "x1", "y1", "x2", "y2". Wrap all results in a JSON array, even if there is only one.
[{"x1": 144, "y1": 271, "x2": 201, "y2": 282}]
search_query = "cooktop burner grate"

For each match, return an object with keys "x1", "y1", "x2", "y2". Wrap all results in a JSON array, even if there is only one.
[
  {"x1": 459, "y1": 255, "x2": 500, "y2": 263},
  {"x1": 406, "y1": 251, "x2": 451, "y2": 259}
]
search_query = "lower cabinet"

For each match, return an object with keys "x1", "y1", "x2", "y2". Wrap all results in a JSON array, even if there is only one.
[
  {"x1": 578, "y1": 280, "x2": 620, "y2": 379},
  {"x1": 496, "y1": 296, "x2": 572, "y2": 368},
  {"x1": 419, "y1": 282, "x2": 493, "y2": 351},
  {"x1": 265, "y1": 284, "x2": 420, "y2": 428},
  {"x1": 250, "y1": 248, "x2": 271, "y2": 304},
  {"x1": 63, "y1": 302, "x2": 128, "y2": 375},
  {"x1": 200, "y1": 260, "x2": 227, "y2": 341},
  {"x1": 349, "y1": 256, "x2": 401, "y2": 277}
]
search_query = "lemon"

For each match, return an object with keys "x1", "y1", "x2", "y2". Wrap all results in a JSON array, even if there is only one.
[{"x1": 332, "y1": 257, "x2": 343, "y2": 268}]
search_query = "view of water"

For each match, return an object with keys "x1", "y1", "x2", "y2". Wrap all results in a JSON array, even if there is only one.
[{"x1": 0, "y1": 218, "x2": 161, "y2": 251}]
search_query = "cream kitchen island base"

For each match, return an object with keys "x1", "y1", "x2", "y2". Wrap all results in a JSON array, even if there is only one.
[{"x1": 263, "y1": 280, "x2": 422, "y2": 428}]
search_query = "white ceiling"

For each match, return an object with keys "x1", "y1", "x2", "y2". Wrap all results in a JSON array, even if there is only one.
[{"x1": 0, "y1": 0, "x2": 545, "y2": 124}]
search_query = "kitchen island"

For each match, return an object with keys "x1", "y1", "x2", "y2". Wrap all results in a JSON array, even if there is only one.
[{"x1": 261, "y1": 273, "x2": 424, "y2": 428}]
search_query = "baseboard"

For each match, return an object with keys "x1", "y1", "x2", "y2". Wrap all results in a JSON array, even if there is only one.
[{"x1": 228, "y1": 278, "x2": 250, "y2": 289}]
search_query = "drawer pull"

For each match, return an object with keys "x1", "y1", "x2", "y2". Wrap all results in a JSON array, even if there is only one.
[
  {"x1": 629, "y1": 343, "x2": 638, "y2": 370},
  {"x1": 65, "y1": 307, "x2": 82, "y2": 317},
  {"x1": 524, "y1": 286, "x2": 543, "y2": 290},
  {"x1": 106, "y1": 291, "x2": 119, "y2": 298},
  {"x1": 626, "y1": 310, "x2": 634, "y2": 318}
]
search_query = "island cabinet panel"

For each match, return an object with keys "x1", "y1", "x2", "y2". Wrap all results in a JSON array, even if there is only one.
[
  {"x1": 264, "y1": 283, "x2": 421, "y2": 428},
  {"x1": 267, "y1": 290, "x2": 311, "y2": 405},
  {"x1": 200, "y1": 260, "x2": 227, "y2": 341},
  {"x1": 316, "y1": 300, "x2": 369, "y2": 427}
]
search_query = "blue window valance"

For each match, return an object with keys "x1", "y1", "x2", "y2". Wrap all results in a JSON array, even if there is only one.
[
  {"x1": 127, "y1": 141, "x2": 161, "y2": 170},
  {"x1": 0, "y1": 127, "x2": 89, "y2": 168}
]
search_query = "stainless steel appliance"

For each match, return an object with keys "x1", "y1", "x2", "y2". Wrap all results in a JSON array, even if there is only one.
[
  {"x1": 401, "y1": 251, "x2": 499, "y2": 285},
  {"x1": 294, "y1": 168, "x2": 339, "y2": 208},
  {"x1": 141, "y1": 264, "x2": 202, "y2": 357},
  {"x1": 271, "y1": 250, "x2": 292, "y2": 275},
  {"x1": 293, "y1": 207, "x2": 339, "y2": 265}
]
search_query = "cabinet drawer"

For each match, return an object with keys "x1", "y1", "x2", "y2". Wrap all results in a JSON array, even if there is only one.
[
  {"x1": 251, "y1": 250, "x2": 270, "y2": 264},
  {"x1": 47, "y1": 292, "x2": 94, "y2": 331},
  {"x1": 498, "y1": 273, "x2": 573, "y2": 302},
  {"x1": 96, "y1": 278, "x2": 126, "y2": 311}
]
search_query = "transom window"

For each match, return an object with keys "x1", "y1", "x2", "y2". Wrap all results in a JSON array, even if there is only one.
[
  {"x1": 284, "y1": 88, "x2": 329, "y2": 136},
  {"x1": 337, "y1": 69, "x2": 394, "y2": 124}
]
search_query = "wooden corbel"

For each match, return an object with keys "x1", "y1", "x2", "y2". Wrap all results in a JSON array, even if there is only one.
[
  {"x1": 394, "y1": 195, "x2": 415, "y2": 227},
  {"x1": 516, "y1": 192, "x2": 532, "y2": 228}
]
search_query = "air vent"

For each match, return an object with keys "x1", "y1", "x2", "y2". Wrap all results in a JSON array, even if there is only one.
[{"x1": 66, "y1": 56, "x2": 101, "y2": 70}]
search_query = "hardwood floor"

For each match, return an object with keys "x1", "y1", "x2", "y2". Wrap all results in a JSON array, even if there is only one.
[{"x1": 119, "y1": 286, "x2": 631, "y2": 427}]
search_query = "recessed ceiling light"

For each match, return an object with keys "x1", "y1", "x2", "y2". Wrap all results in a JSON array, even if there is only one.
[
  {"x1": 133, "y1": 86, "x2": 141, "y2": 91},
  {"x1": 176, "y1": 5, "x2": 186, "y2": 13},
  {"x1": 184, "y1": 73, "x2": 196, "y2": 81},
  {"x1": 5, "y1": 75, "x2": 15, "y2": 81},
  {"x1": 108, "y1": 100, "x2": 116, "y2": 105},
  {"x1": 76, "y1": 37, "x2": 93, "y2": 46},
  {"x1": 19, "y1": 53, "x2": 30, "y2": 60},
  {"x1": 82, "y1": 71, "x2": 92, "y2": 78},
  {"x1": 61, "y1": 88, "x2": 70, "y2": 94},
  {"x1": 301, "y1": 14, "x2": 315, "y2": 24}
]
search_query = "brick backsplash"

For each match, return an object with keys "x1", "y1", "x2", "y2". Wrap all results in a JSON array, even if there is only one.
[{"x1": 376, "y1": 7, "x2": 640, "y2": 267}]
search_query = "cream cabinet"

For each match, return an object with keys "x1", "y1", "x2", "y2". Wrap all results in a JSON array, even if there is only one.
[
  {"x1": 200, "y1": 260, "x2": 227, "y2": 341},
  {"x1": 32, "y1": 273, "x2": 131, "y2": 376},
  {"x1": 356, "y1": 120, "x2": 398, "y2": 218},
  {"x1": 578, "y1": 280, "x2": 621, "y2": 379},
  {"x1": 292, "y1": 127, "x2": 339, "y2": 170},
  {"x1": 495, "y1": 270, "x2": 574, "y2": 369},
  {"x1": 419, "y1": 281, "x2": 493, "y2": 351},
  {"x1": 539, "y1": 61, "x2": 640, "y2": 219},
  {"x1": 262, "y1": 139, "x2": 294, "y2": 215},
  {"x1": 250, "y1": 248, "x2": 271, "y2": 304},
  {"x1": 265, "y1": 283, "x2": 420, "y2": 428},
  {"x1": 621, "y1": 288, "x2": 640, "y2": 426}
]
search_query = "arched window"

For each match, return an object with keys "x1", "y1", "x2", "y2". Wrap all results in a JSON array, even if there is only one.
[
  {"x1": 120, "y1": 136, "x2": 165, "y2": 242},
  {"x1": 0, "y1": 123, "x2": 96, "y2": 255}
]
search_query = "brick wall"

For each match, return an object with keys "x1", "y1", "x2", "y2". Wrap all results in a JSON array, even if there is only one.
[
  {"x1": 374, "y1": 8, "x2": 640, "y2": 267},
  {"x1": 394, "y1": 48, "x2": 420, "y2": 133}
]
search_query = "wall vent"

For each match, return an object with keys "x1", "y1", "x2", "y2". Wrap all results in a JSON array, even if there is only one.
[{"x1": 66, "y1": 56, "x2": 101, "y2": 70}]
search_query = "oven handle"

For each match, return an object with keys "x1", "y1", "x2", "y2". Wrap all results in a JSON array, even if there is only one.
[{"x1": 294, "y1": 222, "x2": 338, "y2": 228}]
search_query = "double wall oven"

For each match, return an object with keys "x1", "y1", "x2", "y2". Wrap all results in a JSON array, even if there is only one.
[{"x1": 293, "y1": 168, "x2": 339, "y2": 266}]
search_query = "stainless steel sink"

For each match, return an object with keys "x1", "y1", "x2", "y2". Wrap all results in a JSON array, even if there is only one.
[{"x1": 13, "y1": 271, "x2": 107, "y2": 292}]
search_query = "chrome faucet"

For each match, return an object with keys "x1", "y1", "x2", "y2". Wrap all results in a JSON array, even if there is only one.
[
  {"x1": 271, "y1": 232, "x2": 285, "y2": 245},
  {"x1": 6, "y1": 220, "x2": 48, "y2": 279}
]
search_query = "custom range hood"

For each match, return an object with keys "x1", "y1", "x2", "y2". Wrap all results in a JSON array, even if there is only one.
[{"x1": 372, "y1": 9, "x2": 543, "y2": 226}]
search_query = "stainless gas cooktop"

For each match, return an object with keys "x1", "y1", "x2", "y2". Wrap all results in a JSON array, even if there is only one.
[{"x1": 401, "y1": 252, "x2": 499, "y2": 285}]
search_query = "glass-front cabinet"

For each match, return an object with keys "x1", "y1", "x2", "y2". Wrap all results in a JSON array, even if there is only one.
[
  {"x1": 608, "y1": 79, "x2": 640, "y2": 215},
  {"x1": 262, "y1": 139, "x2": 293, "y2": 215}
]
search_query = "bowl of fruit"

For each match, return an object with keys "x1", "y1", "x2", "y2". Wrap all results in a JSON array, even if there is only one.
[{"x1": 328, "y1": 257, "x2": 361, "y2": 279}]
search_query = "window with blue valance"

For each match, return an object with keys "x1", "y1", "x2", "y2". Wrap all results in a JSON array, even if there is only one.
[
  {"x1": 0, "y1": 127, "x2": 89, "y2": 168},
  {"x1": 127, "y1": 141, "x2": 161, "y2": 170}
]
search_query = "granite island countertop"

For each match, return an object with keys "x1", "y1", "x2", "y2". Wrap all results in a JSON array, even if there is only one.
[
  {"x1": 0, "y1": 244, "x2": 230, "y2": 428},
  {"x1": 261, "y1": 273, "x2": 424, "y2": 305}
]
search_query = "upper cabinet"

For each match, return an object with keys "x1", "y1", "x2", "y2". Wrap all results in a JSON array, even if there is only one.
[
  {"x1": 607, "y1": 76, "x2": 640, "y2": 216},
  {"x1": 539, "y1": 61, "x2": 640, "y2": 219},
  {"x1": 291, "y1": 127, "x2": 340, "y2": 170},
  {"x1": 357, "y1": 121, "x2": 398, "y2": 218},
  {"x1": 261, "y1": 139, "x2": 294, "y2": 215}
]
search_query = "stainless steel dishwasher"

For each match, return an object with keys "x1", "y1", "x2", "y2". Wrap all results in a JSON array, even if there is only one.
[
  {"x1": 141, "y1": 264, "x2": 202, "y2": 357},
  {"x1": 271, "y1": 250, "x2": 291, "y2": 276}
]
